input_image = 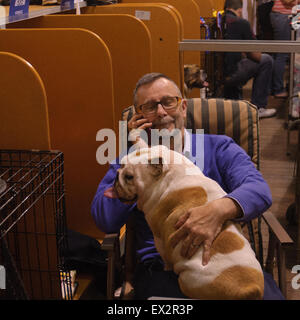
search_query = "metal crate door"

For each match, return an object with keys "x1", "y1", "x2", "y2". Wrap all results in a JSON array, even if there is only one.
[{"x1": 0, "y1": 150, "x2": 73, "y2": 300}]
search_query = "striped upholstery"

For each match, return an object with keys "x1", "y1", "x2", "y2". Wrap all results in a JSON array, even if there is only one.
[
  {"x1": 186, "y1": 98, "x2": 259, "y2": 168},
  {"x1": 122, "y1": 98, "x2": 259, "y2": 168}
]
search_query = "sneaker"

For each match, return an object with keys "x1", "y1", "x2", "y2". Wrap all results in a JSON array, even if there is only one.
[{"x1": 258, "y1": 108, "x2": 277, "y2": 119}]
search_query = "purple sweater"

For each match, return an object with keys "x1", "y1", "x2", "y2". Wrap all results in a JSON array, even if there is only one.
[{"x1": 91, "y1": 134, "x2": 272, "y2": 262}]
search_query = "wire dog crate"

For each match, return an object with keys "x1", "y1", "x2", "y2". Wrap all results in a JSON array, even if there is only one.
[
  {"x1": 0, "y1": 150, "x2": 73, "y2": 300},
  {"x1": 200, "y1": 17, "x2": 224, "y2": 98}
]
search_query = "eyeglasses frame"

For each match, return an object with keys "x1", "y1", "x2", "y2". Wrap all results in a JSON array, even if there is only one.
[{"x1": 135, "y1": 96, "x2": 183, "y2": 115}]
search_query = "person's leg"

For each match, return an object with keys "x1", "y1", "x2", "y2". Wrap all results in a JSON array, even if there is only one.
[
  {"x1": 133, "y1": 258, "x2": 285, "y2": 300},
  {"x1": 224, "y1": 56, "x2": 276, "y2": 118},
  {"x1": 223, "y1": 84, "x2": 243, "y2": 100},
  {"x1": 257, "y1": 2, "x2": 274, "y2": 40},
  {"x1": 225, "y1": 58, "x2": 257, "y2": 87},
  {"x1": 223, "y1": 58, "x2": 258, "y2": 101},
  {"x1": 133, "y1": 257, "x2": 187, "y2": 299},
  {"x1": 251, "y1": 54, "x2": 274, "y2": 108},
  {"x1": 263, "y1": 272, "x2": 285, "y2": 300},
  {"x1": 270, "y1": 11, "x2": 291, "y2": 95}
]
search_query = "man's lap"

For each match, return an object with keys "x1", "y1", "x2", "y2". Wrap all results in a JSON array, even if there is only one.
[
  {"x1": 133, "y1": 259, "x2": 285, "y2": 300},
  {"x1": 133, "y1": 258, "x2": 186, "y2": 299}
]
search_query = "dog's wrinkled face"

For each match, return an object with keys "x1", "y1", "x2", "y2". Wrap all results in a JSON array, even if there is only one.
[
  {"x1": 184, "y1": 64, "x2": 208, "y2": 89},
  {"x1": 114, "y1": 163, "x2": 138, "y2": 203},
  {"x1": 114, "y1": 151, "x2": 166, "y2": 205}
]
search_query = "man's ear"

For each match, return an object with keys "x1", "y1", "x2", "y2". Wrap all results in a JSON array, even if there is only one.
[
  {"x1": 147, "y1": 157, "x2": 167, "y2": 177},
  {"x1": 181, "y1": 98, "x2": 187, "y2": 118}
]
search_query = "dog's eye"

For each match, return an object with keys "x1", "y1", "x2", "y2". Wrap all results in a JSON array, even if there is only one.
[{"x1": 125, "y1": 174, "x2": 134, "y2": 181}]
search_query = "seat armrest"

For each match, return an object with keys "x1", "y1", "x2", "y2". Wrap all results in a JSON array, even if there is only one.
[
  {"x1": 101, "y1": 233, "x2": 120, "y2": 299},
  {"x1": 101, "y1": 226, "x2": 127, "y2": 299},
  {"x1": 101, "y1": 233, "x2": 120, "y2": 251},
  {"x1": 262, "y1": 211, "x2": 293, "y2": 298},
  {"x1": 262, "y1": 211, "x2": 293, "y2": 246},
  {"x1": 101, "y1": 225, "x2": 127, "y2": 253}
]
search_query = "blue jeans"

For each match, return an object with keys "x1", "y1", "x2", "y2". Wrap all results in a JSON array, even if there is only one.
[
  {"x1": 270, "y1": 11, "x2": 291, "y2": 95},
  {"x1": 224, "y1": 54, "x2": 274, "y2": 108}
]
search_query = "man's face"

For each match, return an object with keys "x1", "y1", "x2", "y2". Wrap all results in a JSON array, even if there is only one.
[{"x1": 135, "y1": 78, "x2": 187, "y2": 133}]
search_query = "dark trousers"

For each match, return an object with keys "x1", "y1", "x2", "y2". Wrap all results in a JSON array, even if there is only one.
[
  {"x1": 133, "y1": 257, "x2": 187, "y2": 299},
  {"x1": 133, "y1": 257, "x2": 285, "y2": 300},
  {"x1": 224, "y1": 54, "x2": 273, "y2": 108},
  {"x1": 270, "y1": 11, "x2": 291, "y2": 95}
]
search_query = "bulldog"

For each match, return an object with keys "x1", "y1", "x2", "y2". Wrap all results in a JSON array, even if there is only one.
[{"x1": 113, "y1": 139, "x2": 264, "y2": 300}]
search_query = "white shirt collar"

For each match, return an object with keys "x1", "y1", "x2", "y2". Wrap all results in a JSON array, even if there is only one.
[{"x1": 183, "y1": 128, "x2": 192, "y2": 156}]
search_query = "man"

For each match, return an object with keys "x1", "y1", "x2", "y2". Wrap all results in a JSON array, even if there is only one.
[
  {"x1": 270, "y1": 0, "x2": 295, "y2": 98},
  {"x1": 92, "y1": 73, "x2": 274, "y2": 299},
  {"x1": 223, "y1": 0, "x2": 276, "y2": 118}
]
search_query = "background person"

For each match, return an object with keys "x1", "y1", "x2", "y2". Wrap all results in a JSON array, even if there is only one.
[
  {"x1": 270, "y1": 0, "x2": 296, "y2": 98},
  {"x1": 222, "y1": 0, "x2": 276, "y2": 118}
]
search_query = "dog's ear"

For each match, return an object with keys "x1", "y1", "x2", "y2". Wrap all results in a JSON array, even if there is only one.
[
  {"x1": 147, "y1": 157, "x2": 167, "y2": 177},
  {"x1": 184, "y1": 65, "x2": 190, "y2": 80}
]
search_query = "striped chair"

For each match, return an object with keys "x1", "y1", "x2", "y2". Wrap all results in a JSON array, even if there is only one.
[
  {"x1": 185, "y1": 98, "x2": 259, "y2": 168},
  {"x1": 122, "y1": 98, "x2": 259, "y2": 167},
  {"x1": 104, "y1": 98, "x2": 293, "y2": 299}
]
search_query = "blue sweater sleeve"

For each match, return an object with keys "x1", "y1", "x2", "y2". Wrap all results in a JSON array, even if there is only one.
[
  {"x1": 91, "y1": 163, "x2": 136, "y2": 233},
  {"x1": 92, "y1": 134, "x2": 272, "y2": 235},
  {"x1": 214, "y1": 137, "x2": 272, "y2": 222}
]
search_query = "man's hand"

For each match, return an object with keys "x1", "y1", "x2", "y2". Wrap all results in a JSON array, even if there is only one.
[
  {"x1": 127, "y1": 113, "x2": 152, "y2": 146},
  {"x1": 247, "y1": 52, "x2": 262, "y2": 63},
  {"x1": 168, "y1": 198, "x2": 242, "y2": 266},
  {"x1": 128, "y1": 113, "x2": 152, "y2": 132}
]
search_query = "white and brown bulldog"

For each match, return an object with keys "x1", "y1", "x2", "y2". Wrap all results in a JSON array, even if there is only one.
[{"x1": 113, "y1": 141, "x2": 264, "y2": 300}]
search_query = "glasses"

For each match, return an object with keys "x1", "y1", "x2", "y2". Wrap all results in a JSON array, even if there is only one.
[{"x1": 135, "y1": 96, "x2": 182, "y2": 115}]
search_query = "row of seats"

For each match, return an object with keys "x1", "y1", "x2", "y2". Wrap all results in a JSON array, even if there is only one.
[{"x1": 0, "y1": 1, "x2": 224, "y2": 240}]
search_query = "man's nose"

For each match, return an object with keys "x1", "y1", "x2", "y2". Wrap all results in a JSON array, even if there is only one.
[{"x1": 156, "y1": 103, "x2": 168, "y2": 116}]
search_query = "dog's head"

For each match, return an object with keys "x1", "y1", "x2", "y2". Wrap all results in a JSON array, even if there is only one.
[
  {"x1": 116, "y1": 158, "x2": 165, "y2": 203},
  {"x1": 104, "y1": 140, "x2": 198, "y2": 209},
  {"x1": 105, "y1": 146, "x2": 170, "y2": 208},
  {"x1": 184, "y1": 64, "x2": 208, "y2": 90}
]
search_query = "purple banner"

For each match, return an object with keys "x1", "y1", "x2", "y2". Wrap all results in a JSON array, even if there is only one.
[
  {"x1": 9, "y1": 0, "x2": 29, "y2": 18},
  {"x1": 60, "y1": 0, "x2": 74, "y2": 10}
]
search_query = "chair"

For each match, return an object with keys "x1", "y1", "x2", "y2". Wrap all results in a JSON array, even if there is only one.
[{"x1": 101, "y1": 97, "x2": 294, "y2": 300}]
